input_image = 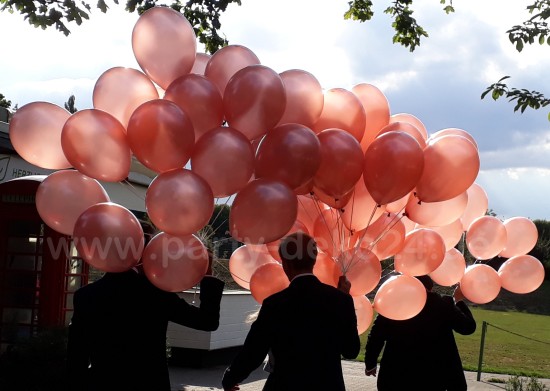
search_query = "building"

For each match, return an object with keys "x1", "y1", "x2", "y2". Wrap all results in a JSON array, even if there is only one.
[
  {"x1": 0, "y1": 106, "x2": 152, "y2": 352},
  {"x1": 0, "y1": 106, "x2": 256, "y2": 363}
]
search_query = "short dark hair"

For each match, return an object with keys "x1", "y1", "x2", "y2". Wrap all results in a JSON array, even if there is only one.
[{"x1": 278, "y1": 232, "x2": 318, "y2": 269}]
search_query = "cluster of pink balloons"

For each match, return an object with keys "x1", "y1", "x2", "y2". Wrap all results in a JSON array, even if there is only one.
[{"x1": 8, "y1": 7, "x2": 545, "y2": 329}]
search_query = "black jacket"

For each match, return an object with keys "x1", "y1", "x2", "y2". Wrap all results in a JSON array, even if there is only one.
[
  {"x1": 67, "y1": 271, "x2": 224, "y2": 391},
  {"x1": 364, "y1": 291, "x2": 476, "y2": 391},
  {"x1": 222, "y1": 275, "x2": 360, "y2": 391}
]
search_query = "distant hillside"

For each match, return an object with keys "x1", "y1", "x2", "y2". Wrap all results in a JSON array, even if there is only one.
[{"x1": 471, "y1": 279, "x2": 550, "y2": 315}]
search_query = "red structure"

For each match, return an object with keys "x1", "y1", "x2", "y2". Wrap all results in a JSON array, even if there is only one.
[{"x1": 0, "y1": 176, "x2": 88, "y2": 352}]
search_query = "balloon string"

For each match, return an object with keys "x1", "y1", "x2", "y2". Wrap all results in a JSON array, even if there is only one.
[
  {"x1": 342, "y1": 203, "x2": 380, "y2": 275},
  {"x1": 297, "y1": 194, "x2": 319, "y2": 229},
  {"x1": 122, "y1": 179, "x2": 146, "y2": 201},
  {"x1": 347, "y1": 188, "x2": 357, "y2": 238},
  {"x1": 366, "y1": 206, "x2": 407, "y2": 251},
  {"x1": 211, "y1": 195, "x2": 234, "y2": 230},
  {"x1": 310, "y1": 193, "x2": 340, "y2": 255}
]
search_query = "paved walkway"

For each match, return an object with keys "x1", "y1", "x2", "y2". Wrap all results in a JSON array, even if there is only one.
[{"x1": 169, "y1": 360, "x2": 550, "y2": 391}]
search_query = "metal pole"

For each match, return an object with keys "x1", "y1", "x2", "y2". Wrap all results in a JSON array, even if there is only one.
[{"x1": 477, "y1": 321, "x2": 488, "y2": 381}]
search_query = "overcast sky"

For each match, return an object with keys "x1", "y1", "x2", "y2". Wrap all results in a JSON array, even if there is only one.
[{"x1": 1, "y1": 0, "x2": 549, "y2": 220}]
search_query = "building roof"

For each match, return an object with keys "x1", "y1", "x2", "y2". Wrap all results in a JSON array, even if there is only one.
[{"x1": 0, "y1": 121, "x2": 13, "y2": 154}]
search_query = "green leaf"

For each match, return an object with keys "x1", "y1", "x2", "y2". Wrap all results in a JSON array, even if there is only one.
[
  {"x1": 516, "y1": 40, "x2": 524, "y2": 52},
  {"x1": 443, "y1": 5, "x2": 454, "y2": 14},
  {"x1": 481, "y1": 89, "x2": 491, "y2": 99},
  {"x1": 547, "y1": 112, "x2": 549, "y2": 121},
  {"x1": 540, "y1": 34, "x2": 546, "y2": 45}
]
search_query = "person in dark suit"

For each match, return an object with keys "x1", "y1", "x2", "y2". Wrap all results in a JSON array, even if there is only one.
[
  {"x1": 364, "y1": 275, "x2": 476, "y2": 391},
  {"x1": 67, "y1": 236, "x2": 224, "y2": 391},
  {"x1": 221, "y1": 232, "x2": 360, "y2": 391}
]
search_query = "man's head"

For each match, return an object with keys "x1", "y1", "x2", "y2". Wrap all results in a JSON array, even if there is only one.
[{"x1": 278, "y1": 232, "x2": 318, "y2": 279}]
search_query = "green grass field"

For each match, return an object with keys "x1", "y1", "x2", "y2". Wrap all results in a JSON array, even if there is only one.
[{"x1": 356, "y1": 307, "x2": 550, "y2": 378}]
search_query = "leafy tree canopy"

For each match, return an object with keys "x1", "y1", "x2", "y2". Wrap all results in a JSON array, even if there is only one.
[
  {"x1": 0, "y1": 0, "x2": 241, "y2": 54},
  {"x1": 1, "y1": 0, "x2": 548, "y2": 117},
  {"x1": 0, "y1": 93, "x2": 11, "y2": 109}
]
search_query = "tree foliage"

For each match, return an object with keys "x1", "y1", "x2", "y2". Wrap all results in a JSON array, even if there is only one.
[
  {"x1": 480, "y1": 0, "x2": 550, "y2": 119},
  {"x1": 0, "y1": 0, "x2": 241, "y2": 54},
  {"x1": 1, "y1": 0, "x2": 548, "y2": 116},
  {"x1": 64, "y1": 94, "x2": 78, "y2": 113},
  {"x1": 0, "y1": 93, "x2": 11, "y2": 109},
  {"x1": 530, "y1": 219, "x2": 550, "y2": 275}
]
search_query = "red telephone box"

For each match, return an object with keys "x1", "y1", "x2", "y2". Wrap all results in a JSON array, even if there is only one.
[{"x1": 0, "y1": 176, "x2": 88, "y2": 352}]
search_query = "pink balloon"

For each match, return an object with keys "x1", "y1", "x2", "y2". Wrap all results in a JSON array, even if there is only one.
[
  {"x1": 313, "y1": 252, "x2": 339, "y2": 287},
  {"x1": 385, "y1": 192, "x2": 411, "y2": 214},
  {"x1": 428, "y1": 248, "x2": 466, "y2": 286},
  {"x1": 229, "y1": 179, "x2": 298, "y2": 244},
  {"x1": 92, "y1": 67, "x2": 159, "y2": 128},
  {"x1": 460, "y1": 264, "x2": 501, "y2": 304},
  {"x1": 389, "y1": 113, "x2": 428, "y2": 141},
  {"x1": 313, "y1": 208, "x2": 356, "y2": 258},
  {"x1": 277, "y1": 69, "x2": 324, "y2": 127},
  {"x1": 460, "y1": 183, "x2": 489, "y2": 231},
  {"x1": 191, "y1": 53, "x2": 211, "y2": 75},
  {"x1": 429, "y1": 128, "x2": 478, "y2": 150},
  {"x1": 376, "y1": 121, "x2": 426, "y2": 149},
  {"x1": 394, "y1": 228, "x2": 446, "y2": 276},
  {"x1": 36, "y1": 170, "x2": 110, "y2": 235},
  {"x1": 351, "y1": 83, "x2": 390, "y2": 151},
  {"x1": 73, "y1": 202, "x2": 144, "y2": 273},
  {"x1": 417, "y1": 218, "x2": 464, "y2": 251},
  {"x1": 127, "y1": 99, "x2": 195, "y2": 173},
  {"x1": 356, "y1": 212, "x2": 406, "y2": 260},
  {"x1": 341, "y1": 176, "x2": 385, "y2": 232},
  {"x1": 224, "y1": 65, "x2": 286, "y2": 140},
  {"x1": 250, "y1": 262, "x2": 290, "y2": 304},
  {"x1": 142, "y1": 233, "x2": 208, "y2": 292},
  {"x1": 191, "y1": 127, "x2": 255, "y2": 197},
  {"x1": 311, "y1": 185, "x2": 354, "y2": 210},
  {"x1": 312, "y1": 88, "x2": 366, "y2": 142},
  {"x1": 255, "y1": 123, "x2": 321, "y2": 190},
  {"x1": 9, "y1": 102, "x2": 71, "y2": 169},
  {"x1": 61, "y1": 109, "x2": 131, "y2": 182},
  {"x1": 401, "y1": 214, "x2": 418, "y2": 234},
  {"x1": 364, "y1": 131, "x2": 424, "y2": 205},
  {"x1": 132, "y1": 6, "x2": 197, "y2": 89},
  {"x1": 353, "y1": 295, "x2": 374, "y2": 335},
  {"x1": 338, "y1": 248, "x2": 381, "y2": 296},
  {"x1": 228, "y1": 245, "x2": 278, "y2": 290},
  {"x1": 405, "y1": 191, "x2": 468, "y2": 227},
  {"x1": 466, "y1": 216, "x2": 507, "y2": 260},
  {"x1": 297, "y1": 194, "x2": 329, "y2": 234},
  {"x1": 204, "y1": 44, "x2": 261, "y2": 96},
  {"x1": 498, "y1": 255, "x2": 545, "y2": 294},
  {"x1": 313, "y1": 129, "x2": 364, "y2": 200},
  {"x1": 499, "y1": 217, "x2": 538, "y2": 258},
  {"x1": 164, "y1": 74, "x2": 224, "y2": 141},
  {"x1": 374, "y1": 274, "x2": 427, "y2": 320},
  {"x1": 294, "y1": 178, "x2": 315, "y2": 196},
  {"x1": 146, "y1": 169, "x2": 214, "y2": 236},
  {"x1": 415, "y1": 135, "x2": 480, "y2": 203}
]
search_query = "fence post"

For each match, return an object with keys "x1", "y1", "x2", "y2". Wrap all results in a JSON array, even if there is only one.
[{"x1": 477, "y1": 321, "x2": 488, "y2": 381}]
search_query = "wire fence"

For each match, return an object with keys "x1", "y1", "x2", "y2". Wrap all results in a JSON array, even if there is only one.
[{"x1": 477, "y1": 320, "x2": 550, "y2": 381}]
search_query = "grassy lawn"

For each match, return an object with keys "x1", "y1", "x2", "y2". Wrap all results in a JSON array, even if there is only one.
[{"x1": 355, "y1": 308, "x2": 550, "y2": 378}]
